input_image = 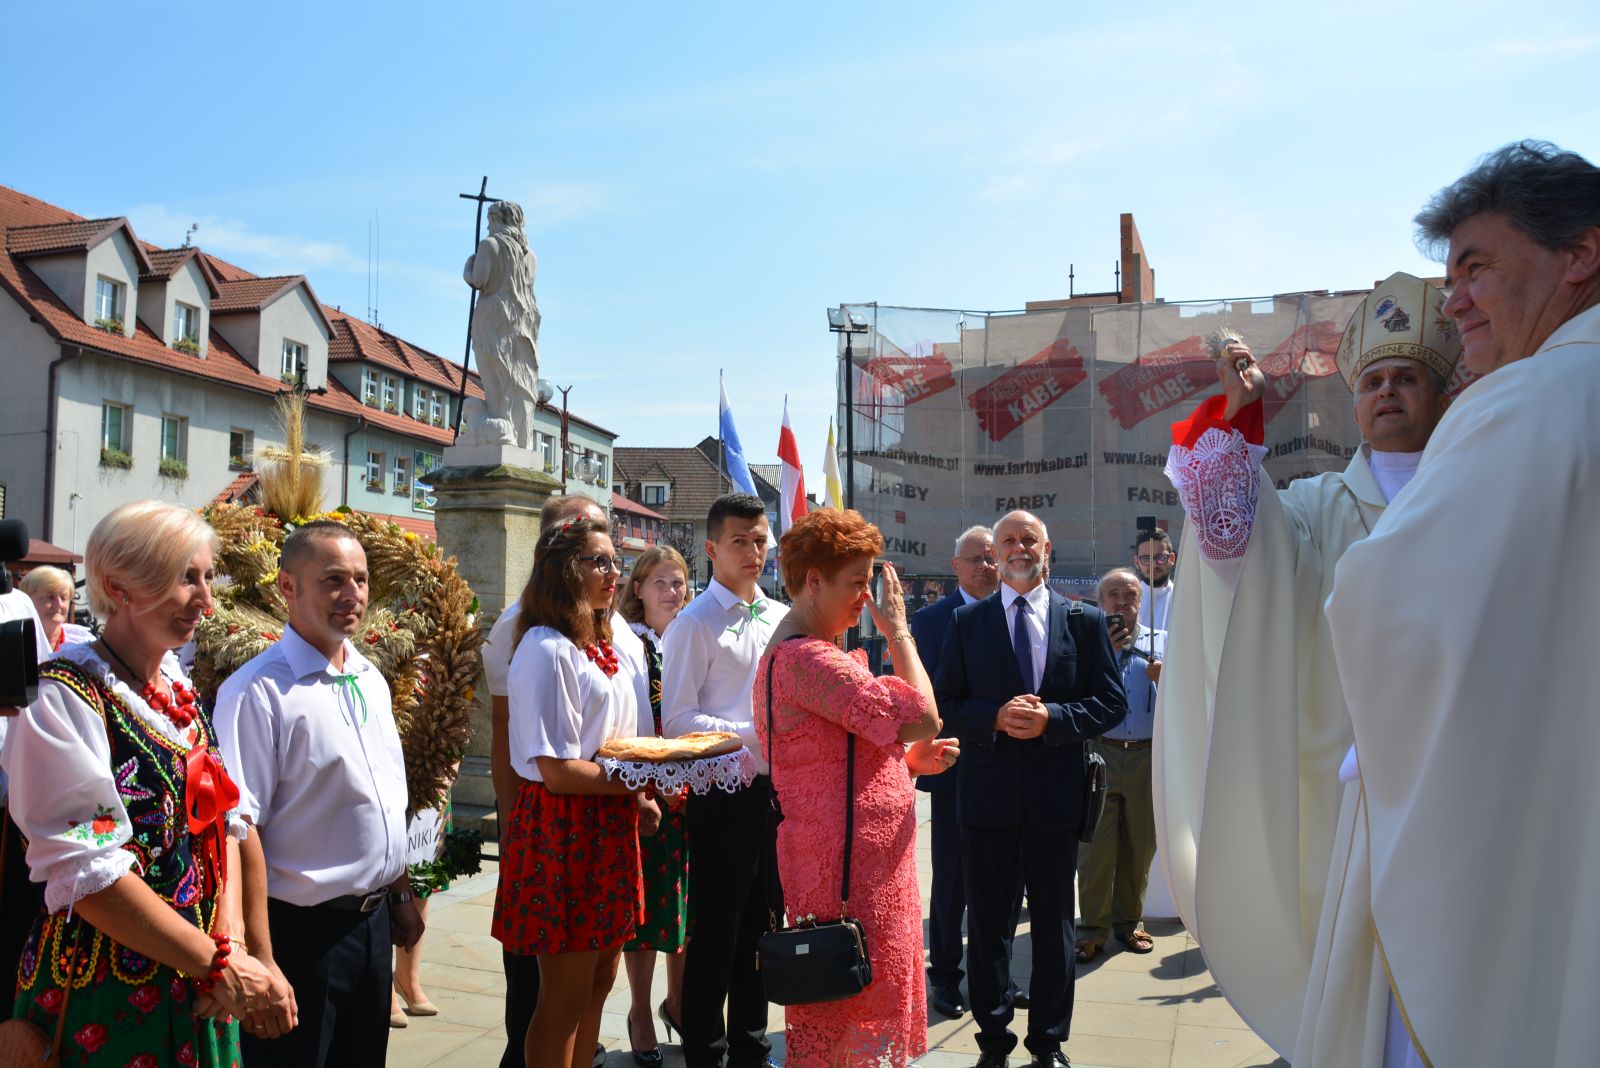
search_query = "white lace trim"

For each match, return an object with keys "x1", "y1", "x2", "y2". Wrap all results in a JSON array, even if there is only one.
[
  {"x1": 227, "y1": 810, "x2": 249, "y2": 841},
  {"x1": 45, "y1": 847, "x2": 135, "y2": 914},
  {"x1": 54, "y1": 644, "x2": 200, "y2": 750},
  {"x1": 597, "y1": 748, "x2": 758, "y2": 795},
  {"x1": 1165, "y1": 426, "x2": 1270, "y2": 561}
]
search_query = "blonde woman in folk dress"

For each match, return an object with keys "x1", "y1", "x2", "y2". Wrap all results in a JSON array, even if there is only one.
[
  {"x1": 3, "y1": 501, "x2": 289, "y2": 1066},
  {"x1": 614, "y1": 546, "x2": 695, "y2": 1066},
  {"x1": 491, "y1": 518, "x2": 655, "y2": 1068}
]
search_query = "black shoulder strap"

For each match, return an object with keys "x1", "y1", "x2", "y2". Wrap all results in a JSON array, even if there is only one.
[{"x1": 764, "y1": 635, "x2": 856, "y2": 913}]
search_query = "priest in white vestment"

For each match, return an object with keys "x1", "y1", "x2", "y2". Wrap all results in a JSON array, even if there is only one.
[
  {"x1": 1153, "y1": 272, "x2": 1461, "y2": 1060},
  {"x1": 1323, "y1": 140, "x2": 1600, "y2": 1068}
]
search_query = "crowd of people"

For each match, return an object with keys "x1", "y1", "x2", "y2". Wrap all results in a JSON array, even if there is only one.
[{"x1": 0, "y1": 137, "x2": 1594, "y2": 1068}]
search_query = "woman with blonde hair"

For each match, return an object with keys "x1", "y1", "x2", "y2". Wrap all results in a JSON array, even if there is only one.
[
  {"x1": 2, "y1": 500, "x2": 292, "y2": 1064},
  {"x1": 755, "y1": 508, "x2": 958, "y2": 1067},
  {"x1": 19, "y1": 565, "x2": 93, "y2": 652},
  {"x1": 613, "y1": 546, "x2": 693, "y2": 1065}
]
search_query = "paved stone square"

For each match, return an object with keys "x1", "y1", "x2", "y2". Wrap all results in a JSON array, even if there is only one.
[{"x1": 388, "y1": 797, "x2": 1284, "y2": 1067}]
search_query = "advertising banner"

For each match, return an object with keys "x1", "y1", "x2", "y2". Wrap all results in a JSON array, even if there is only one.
[{"x1": 839, "y1": 294, "x2": 1366, "y2": 603}]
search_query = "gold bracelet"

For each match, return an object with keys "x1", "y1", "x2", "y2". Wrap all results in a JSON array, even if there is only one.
[{"x1": 890, "y1": 632, "x2": 915, "y2": 645}]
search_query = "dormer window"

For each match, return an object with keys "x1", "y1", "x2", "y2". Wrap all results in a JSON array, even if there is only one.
[
  {"x1": 281, "y1": 339, "x2": 307, "y2": 383},
  {"x1": 429, "y1": 391, "x2": 444, "y2": 425},
  {"x1": 95, "y1": 277, "x2": 124, "y2": 330},
  {"x1": 382, "y1": 375, "x2": 400, "y2": 413},
  {"x1": 362, "y1": 368, "x2": 379, "y2": 406},
  {"x1": 412, "y1": 387, "x2": 427, "y2": 419},
  {"x1": 174, "y1": 302, "x2": 200, "y2": 352}
]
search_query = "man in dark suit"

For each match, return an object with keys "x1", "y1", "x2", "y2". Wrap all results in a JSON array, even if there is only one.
[
  {"x1": 935, "y1": 510, "x2": 1127, "y2": 1068},
  {"x1": 912, "y1": 525, "x2": 1000, "y2": 1019}
]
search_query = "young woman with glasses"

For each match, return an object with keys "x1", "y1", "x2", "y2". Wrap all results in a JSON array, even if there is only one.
[{"x1": 491, "y1": 517, "x2": 654, "y2": 1068}]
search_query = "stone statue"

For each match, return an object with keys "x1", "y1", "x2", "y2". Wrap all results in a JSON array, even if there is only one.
[{"x1": 460, "y1": 200, "x2": 540, "y2": 449}]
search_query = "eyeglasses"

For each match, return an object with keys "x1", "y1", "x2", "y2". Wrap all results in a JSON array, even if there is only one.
[
  {"x1": 1136, "y1": 553, "x2": 1173, "y2": 565},
  {"x1": 956, "y1": 555, "x2": 998, "y2": 567},
  {"x1": 578, "y1": 555, "x2": 626, "y2": 575}
]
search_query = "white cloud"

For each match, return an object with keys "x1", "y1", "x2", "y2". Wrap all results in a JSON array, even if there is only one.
[{"x1": 125, "y1": 203, "x2": 368, "y2": 275}]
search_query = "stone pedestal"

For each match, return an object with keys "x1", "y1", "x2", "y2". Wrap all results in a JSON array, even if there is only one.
[{"x1": 430, "y1": 448, "x2": 563, "y2": 834}]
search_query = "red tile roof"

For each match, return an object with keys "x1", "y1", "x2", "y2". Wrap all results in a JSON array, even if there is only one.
[
  {"x1": 612, "y1": 491, "x2": 666, "y2": 521},
  {"x1": 142, "y1": 247, "x2": 221, "y2": 296},
  {"x1": 0, "y1": 183, "x2": 480, "y2": 446},
  {"x1": 213, "y1": 472, "x2": 260, "y2": 504},
  {"x1": 23, "y1": 539, "x2": 83, "y2": 565},
  {"x1": 211, "y1": 275, "x2": 305, "y2": 313}
]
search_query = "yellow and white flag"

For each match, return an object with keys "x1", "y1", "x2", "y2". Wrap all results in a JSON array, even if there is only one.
[{"x1": 822, "y1": 418, "x2": 843, "y2": 510}]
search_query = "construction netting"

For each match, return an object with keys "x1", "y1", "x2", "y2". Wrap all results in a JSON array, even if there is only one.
[{"x1": 835, "y1": 293, "x2": 1369, "y2": 610}]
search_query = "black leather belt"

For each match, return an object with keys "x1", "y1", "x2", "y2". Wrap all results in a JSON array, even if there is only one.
[
  {"x1": 318, "y1": 888, "x2": 389, "y2": 913},
  {"x1": 1096, "y1": 737, "x2": 1152, "y2": 751}
]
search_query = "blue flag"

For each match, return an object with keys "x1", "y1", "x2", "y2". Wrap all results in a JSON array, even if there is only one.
[{"x1": 719, "y1": 375, "x2": 758, "y2": 495}]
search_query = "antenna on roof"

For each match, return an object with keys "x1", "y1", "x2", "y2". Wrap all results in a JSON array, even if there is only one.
[
  {"x1": 366, "y1": 213, "x2": 382, "y2": 328},
  {"x1": 183, "y1": 223, "x2": 199, "y2": 248}
]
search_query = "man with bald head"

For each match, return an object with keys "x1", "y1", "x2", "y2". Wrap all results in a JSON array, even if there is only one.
[{"x1": 934, "y1": 511, "x2": 1126, "y2": 1068}]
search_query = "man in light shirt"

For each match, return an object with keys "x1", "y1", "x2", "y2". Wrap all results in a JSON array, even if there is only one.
[
  {"x1": 1075, "y1": 568, "x2": 1166, "y2": 962},
  {"x1": 215, "y1": 520, "x2": 421, "y2": 1066},
  {"x1": 661, "y1": 492, "x2": 788, "y2": 1068},
  {"x1": 480, "y1": 493, "x2": 647, "y2": 1068}
]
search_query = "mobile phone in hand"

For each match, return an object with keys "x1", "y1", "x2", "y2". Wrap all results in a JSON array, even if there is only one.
[{"x1": 1105, "y1": 613, "x2": 1124, "y2": 631}]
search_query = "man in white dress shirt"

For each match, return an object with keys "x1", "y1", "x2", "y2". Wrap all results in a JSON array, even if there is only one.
[
  {"x1": 1131, "y1": 528, "x2": 1175, "y2": 634},
  {"x1": 215, "y1": 520, "x2": 421, "y2": 1067},
  {"x1": 480, "y1": 493, "x2": 647, "y2": 1068},
  {"x1": 661, "y1": 492, "x2": 788, "y2": 1068}
]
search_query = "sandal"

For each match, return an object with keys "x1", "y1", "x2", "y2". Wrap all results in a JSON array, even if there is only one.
[
  {"x1": 1074, "y1": 939, "x2": 1102, "y2": 963},
  {"x1": 1118, "y1": 930, "x2": 1155, "y2": 954}
]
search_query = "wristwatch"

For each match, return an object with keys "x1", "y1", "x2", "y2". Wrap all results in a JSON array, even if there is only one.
[{"x1": 392, "y1": 890, "x2": 415, "y2": 904}]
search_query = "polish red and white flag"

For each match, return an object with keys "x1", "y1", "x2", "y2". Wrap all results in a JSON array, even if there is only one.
[{"x1": 778, "y1": 399, "x2": 808, "y2": 534}]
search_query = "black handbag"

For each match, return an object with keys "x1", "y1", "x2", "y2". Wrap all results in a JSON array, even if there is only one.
[
  {"x1": 1079, "y1": 749, "x2": 1109, "y2": 844},
  {"x1": 1065, "y1": 599, "x2": 1110, "y2": 844},
  {"x1": 755, "y1": 642, "x2": 873, "y2": 1005}
]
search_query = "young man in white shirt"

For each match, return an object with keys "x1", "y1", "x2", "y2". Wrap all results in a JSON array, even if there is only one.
[
  {"x1": 215, "y1": 521, "x2": 421, "y2": 1066},
  {"x1": 661, "y1": 493, "x2": 788, "y2": 1068}
]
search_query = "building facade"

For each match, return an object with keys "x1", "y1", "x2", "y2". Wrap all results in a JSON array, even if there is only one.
[{"x1": 0, "y1": 184, "x2": 615, "y2": 586}]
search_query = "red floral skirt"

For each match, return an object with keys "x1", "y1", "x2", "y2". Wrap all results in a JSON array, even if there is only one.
[{"x1": 492, "y1": 779, "x2": 643, "y2": 955}]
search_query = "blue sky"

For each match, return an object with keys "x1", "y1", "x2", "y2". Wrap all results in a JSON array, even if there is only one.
[{"x1": 6, "y1": 0, "x2": 1595, "y2": 474}]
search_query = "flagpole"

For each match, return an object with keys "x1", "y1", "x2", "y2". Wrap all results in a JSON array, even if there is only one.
[{"x1": 718, "y1": 370, "x2": 727, "y2": 493}]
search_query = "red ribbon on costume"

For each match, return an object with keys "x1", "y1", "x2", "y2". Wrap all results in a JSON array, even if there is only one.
[{"x1": 185, "y1": 744, "x2": 241, "y2": 893}]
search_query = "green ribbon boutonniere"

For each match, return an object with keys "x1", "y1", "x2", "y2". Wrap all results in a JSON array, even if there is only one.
[
  {"x1": 724, "y1": 600, "x2": 768, "y2": 638},
  {"x1": 332, "y1": 672, "x2": 369, "y2": 727}
]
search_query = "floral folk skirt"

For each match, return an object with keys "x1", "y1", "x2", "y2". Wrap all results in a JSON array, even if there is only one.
[
  {"x1": 13, "y1": 911, "x2": 241, "y2": 1067},
  {"x1": 623, "y1": 802, "x2": 688, "y2": 953},
  {"x1": 492, "y1": 779, "x2": 643, "y2": 955}
]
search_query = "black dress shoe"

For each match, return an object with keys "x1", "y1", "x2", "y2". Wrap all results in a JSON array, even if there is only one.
[
  {"x1": 975, "y1": 1052, "x2": 1009, "y2": 1068},
  {"x1": 932, "y1": 985, "x2": 967, "y2": 1018},
  {"x1": 1011, "y1": 988, "x2": 1031, "y2": 1010},
  {"x1": 1029, "y1": 1052, "x2": 1070, "y2": 1067}
]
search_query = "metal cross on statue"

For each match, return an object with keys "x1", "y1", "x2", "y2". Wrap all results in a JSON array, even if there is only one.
[{"x1": 451, "y1": 176, "x2": 493, "y2": 440}]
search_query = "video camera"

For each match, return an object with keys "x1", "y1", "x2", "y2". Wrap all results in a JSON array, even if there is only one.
[{"x1": 0, "y1": 518, "x2": 41, "y2": 707}]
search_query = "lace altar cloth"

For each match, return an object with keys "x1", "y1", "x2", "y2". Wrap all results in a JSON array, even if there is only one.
[{"x1": 597, "y1": 747, "x2": 758, "y2": 795}]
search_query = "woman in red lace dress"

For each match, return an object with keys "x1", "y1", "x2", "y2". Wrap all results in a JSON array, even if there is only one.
[{"x1": 755, "y1": 509, "x2": 959, "y2": 1068}]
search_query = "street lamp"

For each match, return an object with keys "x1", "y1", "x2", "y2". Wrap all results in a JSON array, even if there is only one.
[
  {"x1": 827, "y1": 306, "x2": 870, "y2": 510},
  {"x1": 535, "y1": 379, "x2": 603, "y2": 486}
]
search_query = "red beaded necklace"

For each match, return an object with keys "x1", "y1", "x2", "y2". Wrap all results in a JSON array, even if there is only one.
[
  {"x1": 584, "y1": 641, "x2": 620, "y2": 677},
  {"x1": 98, "y1": 637, "x2": 198, "y2": 731},
  {"x1": 143, "y1": 678, "x2": 199, "y2": 730}
]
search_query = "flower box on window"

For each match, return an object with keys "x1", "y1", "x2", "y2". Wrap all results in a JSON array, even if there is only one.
[
  {"x1": 228, "y1": 456, "x2": 252, "y2": 471},
  {"x1": 95, "y1": 317, "x2": 124, "y2": 334},
  {"x1": 394, "y1": 482, "x2": 410, "y2": 496},
  {"x1": 99, "y1": 447, "x2": 132, "y2": 470},
  {"x1": 173, "y1": 337, "x2": 200, "y2": 355},
  {"x1": 158, "y1": 457, "x2": 189, "y2": 480},
  {"x1": 366, "y1": 478, "x2": 384, "y2": 492},
  {"x1": 384, "y1": 402, "x2": 398, "y2": 414}
]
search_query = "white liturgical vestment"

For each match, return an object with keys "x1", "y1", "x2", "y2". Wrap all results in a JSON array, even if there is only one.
[
  {"x1": 1323, "y1": 304, "x2": 1600, "y2": 1067},
  {"x1": 1155, "y1": 405, "x2": 1396, "y2": 1059}
]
